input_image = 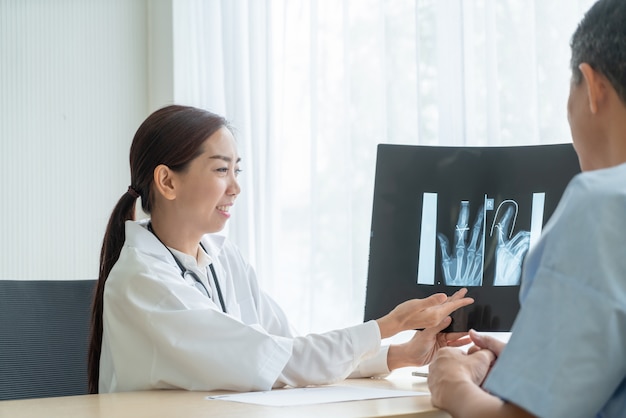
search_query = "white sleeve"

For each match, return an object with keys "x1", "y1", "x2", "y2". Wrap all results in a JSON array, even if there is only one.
[
  {"x1": 276, "y1": 320, "x2": 383, "y2": 387},
  {"x1": 348, "y1": 345, "x2": 390, "y2": 378}
]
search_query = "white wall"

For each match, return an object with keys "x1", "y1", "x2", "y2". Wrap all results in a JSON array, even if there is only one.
[{"x1": 0, "y1": 0, "x2": 160, "y2": 280}]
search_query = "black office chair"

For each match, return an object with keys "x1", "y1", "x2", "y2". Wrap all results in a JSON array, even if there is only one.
[{"x1": 0, "y1": 279, "x2": 96, "y2": 400}]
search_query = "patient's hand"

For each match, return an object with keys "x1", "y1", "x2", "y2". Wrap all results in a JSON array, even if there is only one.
[{"x1": 467, "y1": 330, "x2": 506, "y2": 357}]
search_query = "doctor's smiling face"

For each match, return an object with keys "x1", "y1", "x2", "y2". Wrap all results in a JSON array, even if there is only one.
[{"x1": 166, "y1": 126, "x2": 241, "y2": 235}]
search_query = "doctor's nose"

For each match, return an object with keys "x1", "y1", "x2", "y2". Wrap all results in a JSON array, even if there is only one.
[{"x1": 227, "y1": 176, "x2": 241, "y2": 197}]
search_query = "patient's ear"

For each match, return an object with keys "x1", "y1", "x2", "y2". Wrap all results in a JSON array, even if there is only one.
[
  {"x1": 579, "y1": 63, "x2": 607, "y2": 114},
  {"x1": 153, "y1": 164, "x2": 176, "y2": 201}
]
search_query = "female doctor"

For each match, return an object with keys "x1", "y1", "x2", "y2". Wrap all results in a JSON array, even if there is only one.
[{"x1": 88, "y1": 104, "x2": 474, "y2": 394}]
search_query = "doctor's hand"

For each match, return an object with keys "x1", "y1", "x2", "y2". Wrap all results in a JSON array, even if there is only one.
[
  {"x1": 386, "y1": 316, "x2": 471, "y2": 370},
  {"x1": 376, "y1": 288, "x2": 474, "y2": 339}
]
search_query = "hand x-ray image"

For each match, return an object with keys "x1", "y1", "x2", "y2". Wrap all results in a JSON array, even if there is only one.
[
  {"x1": 421, "y1": 195, "x2": 541, "y2": 287},
  {"x1": 364, "y1": 144, "x2": 580, "y2": 331}
]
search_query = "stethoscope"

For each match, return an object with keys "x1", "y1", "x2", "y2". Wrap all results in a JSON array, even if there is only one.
[{"x1": 147, "y1": 222, "x2": 227, "y2": 313}]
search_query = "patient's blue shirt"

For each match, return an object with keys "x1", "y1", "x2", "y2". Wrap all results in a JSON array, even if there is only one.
[{"x1": 483, "y1": 162, "x2": 626, "y2": 418}]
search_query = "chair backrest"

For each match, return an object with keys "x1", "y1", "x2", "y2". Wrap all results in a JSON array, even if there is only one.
[{"x1": 0, "y1": 279, "x2": 96, "y2": 400}]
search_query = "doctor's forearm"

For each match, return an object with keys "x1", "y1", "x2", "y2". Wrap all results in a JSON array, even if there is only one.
[{"x1": 386, "y1": 344, "x2": 417, "y2": 370}]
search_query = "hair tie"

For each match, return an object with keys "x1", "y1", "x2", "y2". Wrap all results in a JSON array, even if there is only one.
[{"x1": 127, "y1": 186, "x2": 140, "y2": 199}]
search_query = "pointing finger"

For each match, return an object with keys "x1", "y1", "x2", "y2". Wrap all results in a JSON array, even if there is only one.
[
  {"x1": 419, "y1": 293, "x2": 449, "y2": 308},
  {"x1": 447, "y1": 288, "x2": 468, "y2": 301}
]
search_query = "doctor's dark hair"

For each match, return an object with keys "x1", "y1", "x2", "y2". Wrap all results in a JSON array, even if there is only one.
[
  {"x1": 88, "y1": 105, "x2": 230, "y2": 393},
  {"x1": 570, "y1": 0, "x2": 626, "y2": 105}
]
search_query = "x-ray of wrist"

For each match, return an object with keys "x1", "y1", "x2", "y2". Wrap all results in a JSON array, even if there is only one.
[
  {"x1": 490, "y1": 200, "x2": 530, "y2": 286},
  {"x1": 424, "y1": 196, "x2": 538, "y2": 287},
  {"x1": 436, "y1": 201, "x2": 485, "y2": 286},
  {"x1": 437, "y1": 200, "x2": 530, "y2": 286}
]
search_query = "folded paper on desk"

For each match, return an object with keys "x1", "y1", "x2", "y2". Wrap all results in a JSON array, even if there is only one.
[{"x1": 206, "y1": 385, "x2": 427, "y2": 407}]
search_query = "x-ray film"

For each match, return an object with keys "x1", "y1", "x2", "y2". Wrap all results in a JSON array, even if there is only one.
[{"x1": 363, "y1": 144, "x2": 580, "y2": 331}]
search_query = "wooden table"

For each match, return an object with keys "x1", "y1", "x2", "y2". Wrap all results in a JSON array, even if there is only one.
[{"x1": 0, "y1": 368, "x2": 450, "y2": 418}]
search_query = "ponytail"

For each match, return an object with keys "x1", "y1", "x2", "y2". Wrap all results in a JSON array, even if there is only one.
[{"x1": 87, "y1": 191, "x2": 138, "y2": 394}]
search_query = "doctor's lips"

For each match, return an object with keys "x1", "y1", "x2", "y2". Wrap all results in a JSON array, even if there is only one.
[{"x1": 216, "y1": 203, "x2": 234, "y2": 214}]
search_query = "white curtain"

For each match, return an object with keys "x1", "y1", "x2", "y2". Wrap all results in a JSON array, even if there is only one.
[
  {"x1": 171, "y1": 0, "x2": 595, "y2": 334},
  {"x1": 171, "y1": 0, "x2": 279, "y2": 300}
]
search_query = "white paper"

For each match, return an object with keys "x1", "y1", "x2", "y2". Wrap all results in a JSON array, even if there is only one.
[{"x1": 206, "y1": 385, "x2": 427, "y2": 407}]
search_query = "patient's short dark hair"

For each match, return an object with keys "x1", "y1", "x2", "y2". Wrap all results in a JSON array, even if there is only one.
[{"x1": 570, "y1": 0, "x2": 626, "y2": 105}]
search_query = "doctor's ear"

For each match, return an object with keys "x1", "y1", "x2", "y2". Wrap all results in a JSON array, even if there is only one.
[{"x1": 153, "y1": 164, "x2": 177, "y2": 201}]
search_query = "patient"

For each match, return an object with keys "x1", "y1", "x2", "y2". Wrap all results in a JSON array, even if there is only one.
[{"x1": 427, "y1": 0, "x2": 626, "y2": 416}]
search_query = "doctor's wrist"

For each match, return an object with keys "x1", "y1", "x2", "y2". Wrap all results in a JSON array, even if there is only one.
[
  {"x1": 375, "y1": 316, "x2": 401, "y2": 340},
  {"x1": 385, "y1": 344, "x2": 413, "y2": 370}
]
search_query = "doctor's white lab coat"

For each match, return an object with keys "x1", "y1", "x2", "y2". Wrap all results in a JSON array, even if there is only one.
[{"x1": 98, "y1": 220, "x2": 390, "y2": 393}]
